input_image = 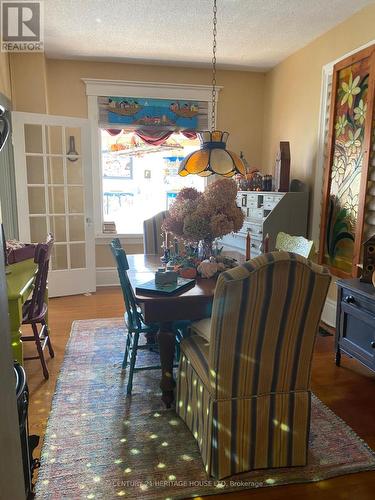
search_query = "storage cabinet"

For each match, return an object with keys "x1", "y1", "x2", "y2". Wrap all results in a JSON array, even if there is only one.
[
  {"x1": 335, "y1": 279, "x2": 375, "y2": 373},
  {"x1": 220, "y1": 191, "x2": 309, "y2": 257}
]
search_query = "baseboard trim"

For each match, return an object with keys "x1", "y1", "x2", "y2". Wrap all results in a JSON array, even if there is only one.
[
  {"x1": 321, "y1": 297, "x2": 336, "y2": 328},
  {"x1": 96, "y1": 267, "x2": 120, "y2": 287}
]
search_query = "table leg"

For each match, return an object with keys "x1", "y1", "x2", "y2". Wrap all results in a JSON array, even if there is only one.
[
  {"x1": 158, "y1": 322, "x2": 176, "y2": 408},
  {"x1": 8, "y1": 297, "x2": 23, "y2": 364}
]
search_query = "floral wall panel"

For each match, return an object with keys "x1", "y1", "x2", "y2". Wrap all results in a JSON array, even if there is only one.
[{"x1": 319, "y1": 45, "x2": 375, "y2": 277}]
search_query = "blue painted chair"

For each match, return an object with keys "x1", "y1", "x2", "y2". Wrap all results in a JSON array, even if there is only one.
[
  {"x1": 110, "y1": 239, "x2": 161, "y2": 394},
  {"x1": 110, "y1": 238, "x2": 188, "y2": 394}
]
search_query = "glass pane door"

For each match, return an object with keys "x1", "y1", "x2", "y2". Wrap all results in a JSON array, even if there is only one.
[{"x1": 13, "y1": 113, "x2": 95, "y2": 297}]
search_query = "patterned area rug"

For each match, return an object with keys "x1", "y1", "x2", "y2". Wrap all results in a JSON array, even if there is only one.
[{"x1": 35, "y1": 318, "x2": 375, "y2": 499}]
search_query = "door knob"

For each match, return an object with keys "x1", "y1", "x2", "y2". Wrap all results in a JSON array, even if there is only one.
[
  {"x1": 371, "y1": 341, "x2": 375, "y2": 349},
  {"x1": 344, "y1": 295, "x2": 355, "y2": 304}
]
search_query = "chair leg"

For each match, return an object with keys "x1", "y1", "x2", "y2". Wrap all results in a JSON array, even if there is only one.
[
  {"x1": 42, "y1": 319, "x2": 54, "y2": 358},
  {"x1": 122, "y1": 332, "x2": 131, "y2": 369},
  {"x1": 127, "y1": 332, "x2": 139, "y2": 395},
  {"x1": 32, "y1": 323, "x2": 49, "y2": 380}
]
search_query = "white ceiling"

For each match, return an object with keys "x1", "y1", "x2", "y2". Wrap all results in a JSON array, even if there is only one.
[{"x1": 44, "y1": 0, "x2": 375, "y2": 70}]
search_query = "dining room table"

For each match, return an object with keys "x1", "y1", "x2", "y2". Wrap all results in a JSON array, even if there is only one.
[{"x1": 127, "y1": 251, "x2": 244, "y2": 407}]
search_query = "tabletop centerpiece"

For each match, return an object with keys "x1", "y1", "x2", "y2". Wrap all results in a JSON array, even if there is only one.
[{"x1": 161, "y1": 178, "x2": 244, "y2": 278}]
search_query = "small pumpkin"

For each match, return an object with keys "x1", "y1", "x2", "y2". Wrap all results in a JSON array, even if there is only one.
[
  {"x1": 197, "y1": 259, "x2": 218, "y2": 279},
  {"x1": 179, "y1": 267, "x2": 197, "y2": 279}
]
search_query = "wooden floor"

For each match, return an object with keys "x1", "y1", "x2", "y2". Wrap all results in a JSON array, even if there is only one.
[{"x1": 24, "y1": 287, "x2": 375, "y2": 499}]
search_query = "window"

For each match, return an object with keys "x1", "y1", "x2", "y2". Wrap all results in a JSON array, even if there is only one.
[{"x1": 101, "y1": 129, "x2": 204, "y2": 234}]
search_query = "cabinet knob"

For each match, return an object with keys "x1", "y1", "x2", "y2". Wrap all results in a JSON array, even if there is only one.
[
  {"x1": 371, "y1": 341, "x2": 375, "y2": 349},
  {"x1": 344, "y1": 295, "x2": 355, "y2": 304}
]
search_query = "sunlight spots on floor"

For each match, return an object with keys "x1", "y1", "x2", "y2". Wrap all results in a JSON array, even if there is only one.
[
  {"x1": 161, "y1": 441, "x2": 169, "y2": 447},
  {"x1": 157, "y1": 462, "x2": 166, "y2": 469},
  {"x1": 181, "y1": 454, "x2": 193, "y2": 461},
  {"x1": 215, "y1": 482, "x2": 225, "y2": 489},
  {"x1": 114, "y1": 458, "x2": 123, "y2": 464},
  {"x1": 140, "y1": 484, "x2": 148, "y2": 491},
  {"x1": 50, "y1": 433, "x2": 57, "y2": 439},
  {"x1": 123, "y1": 468, "x2": 132, "y2": 474},
  {"x1": 49, "y1": 458, "x2": 56, "y2": 464},
  {"x1": 120, "y1": 438, "x2": 127, "y2": 443},
  {"x1": 130, "y1": 448, "x2": 140, "y2": 455},
  {"x1": 123, "y1": 420, "x2": 130, "y2": 426},
  {"x1": 280, "y1": 423, "x2": 290, "y2": 432},
  {"x1": 86, "y1": 463, "x2": 92, "y2": 468},
  {"x1": 93, "y1": 476, "x2": 101, "y2": 483},
  {"x1": 265, "y1": 478, "x2": 276, "y2": 484},
  {"x1": 150, "y1": 434, "x2": 158, "y2": 439},
  {"x1": 86, "y1": 494, "x2": 95, "y2": 499},
  {"x1": 168, "y1": 474, "x2": 176, "y2": 481},
  {"x1": 153, "y1": 412, "x2": 161, "y2": 417},
  {"x1": 169, "y1": 419, "x2": 179, "y2": 426},
  {"x1": 41, "y1": 480, "x2": 49, "y2": 485},
  {"x1": 117, "y1": 490, "x2": 126, "y2": 496}
]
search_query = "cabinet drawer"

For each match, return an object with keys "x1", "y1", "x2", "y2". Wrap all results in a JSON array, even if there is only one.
[
  {"x1": 247, "y1": 208, "x2": 263, "y2": 219},
  {"x1": 341, "y1": 287, "x2": 375, "y2": 316},
  {"x1": 339, "y1": 302, "x2": 375, "y2": 366}
]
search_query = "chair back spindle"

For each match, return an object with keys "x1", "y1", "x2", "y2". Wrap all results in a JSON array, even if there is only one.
[{"x1": 110, "y1": 239, "x2": 142, "y2": 331}]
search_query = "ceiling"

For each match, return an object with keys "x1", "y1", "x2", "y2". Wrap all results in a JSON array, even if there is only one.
[{"x1": 44, "y1": 0, "x2": 375, "y2": 70}]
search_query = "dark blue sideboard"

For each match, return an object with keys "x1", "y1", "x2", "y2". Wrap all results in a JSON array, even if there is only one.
[{"x1": 336, "y1": 278, "x2": 375, "y2": 372}]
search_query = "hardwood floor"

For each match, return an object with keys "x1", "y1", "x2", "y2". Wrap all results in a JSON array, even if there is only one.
[{"x1": 24, "y1": 287, "x2": 375, "y2": 499}]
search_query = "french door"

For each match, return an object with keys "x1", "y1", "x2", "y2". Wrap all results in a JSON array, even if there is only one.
[{"x1": 12, "y1": 112, "x2": 95, "y2": 297}]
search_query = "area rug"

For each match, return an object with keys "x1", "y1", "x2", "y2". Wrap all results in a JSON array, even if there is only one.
[{"x1": 35, "y1": 318, "x2": 375, "y2": 499}]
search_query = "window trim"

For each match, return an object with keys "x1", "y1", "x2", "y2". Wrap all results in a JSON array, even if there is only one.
[{"x1": 83, "y1": 79, "x2": 222, "y2": 237}]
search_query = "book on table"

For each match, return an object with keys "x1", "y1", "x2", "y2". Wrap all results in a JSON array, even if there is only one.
[{"x1": 135, "y1": 277, "x2": 196, "y2": 296}]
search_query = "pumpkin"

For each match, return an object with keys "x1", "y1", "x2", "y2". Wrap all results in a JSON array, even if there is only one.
[
  {"x1": 179, "y1": 267, "x2": 197, "y2": 279},
  {"x1": 197, "y1": 259, "x2": 218, "y2": 278}
]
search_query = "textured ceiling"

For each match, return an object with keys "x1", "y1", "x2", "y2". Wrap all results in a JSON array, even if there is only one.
[{"x1": 44, "y1": 0, "x2": 375, "y2": 70}]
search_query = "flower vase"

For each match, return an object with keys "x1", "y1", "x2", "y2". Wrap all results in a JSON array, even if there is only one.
[{"x1": 202, "y1": 239, "x2": 214, "y2": 260}]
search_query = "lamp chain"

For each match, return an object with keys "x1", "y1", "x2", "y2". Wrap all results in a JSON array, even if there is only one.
[{"x1": 211, "y1": 0, "x2": 217, "y2": 132}]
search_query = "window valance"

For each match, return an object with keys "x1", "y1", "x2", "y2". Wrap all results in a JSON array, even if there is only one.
[{"x1": 98, "y1": 96, "x2": 208, "y2": 131}]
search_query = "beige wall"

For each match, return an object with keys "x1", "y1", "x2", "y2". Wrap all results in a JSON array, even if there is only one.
[
  {"x1": 45, "y1": 59, "x2": 265, "y2": 166},
  {"x1": 0, "y1": 52, "x2": 11, "y2": 99},
  {"x1": 261, "y1": 3, "x2": 375, "y2": 306},
  {"x1": 10, "y1": 53, "x2": 49, "y2": 113},
  {"x1": 262, "y1": 4, "x2": 375, "y2": 187}
]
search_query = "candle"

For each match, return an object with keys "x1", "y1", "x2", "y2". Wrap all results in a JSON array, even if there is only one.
[
  {"x1": 264, "y1": 233, "x2": 270, "y2": 253},
  {"x1": 246, "y1": 230, "x2": 251, "y2": 260}
]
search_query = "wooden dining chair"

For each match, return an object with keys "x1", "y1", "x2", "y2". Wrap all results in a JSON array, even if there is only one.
[
  {"x1": 143, "y1": 210, "x2": 169, "y2": 256},
  {"x1": 21, "y1": 237, "x2": 54, "y2": 379},
  {"x1": 110, "y1": 238, "x2": 188, "y2": 394},
  {"x1": 110, "y1": 239, "x2": 162, "y2": 394},
  {"x1": 275, "y1": 231, "x2": 315, "y2": 259}
]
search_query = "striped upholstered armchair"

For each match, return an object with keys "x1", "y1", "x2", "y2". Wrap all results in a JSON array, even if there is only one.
[
  {"x1": 143, "y1": 210, "x2": 169, "y2": 256},
  {"x1": 176, "y1": 251, "x2": 331, "y2": 479}
]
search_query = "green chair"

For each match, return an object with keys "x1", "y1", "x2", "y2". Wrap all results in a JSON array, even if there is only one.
[
  {"x1": 110, "y1": 238, "x2": 187, "y2": 394},
  {"x1": 110, "y1": 239, "x2": 160, "y2": 394}
]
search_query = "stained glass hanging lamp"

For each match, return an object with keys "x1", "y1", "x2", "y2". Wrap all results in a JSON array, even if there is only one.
[{"x1": 178, "y1": 0, "x2": 246, "y2": 178}]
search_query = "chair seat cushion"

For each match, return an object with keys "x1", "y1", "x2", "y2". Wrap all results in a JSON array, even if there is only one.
[
  {"x1": 22, "y1": 300, "x2": 47, "y2": 324},
  {"x1": 191, "y1": 317, "x2": 211, "y2": 342},
  {"x1": 180, "y1": 334, "x2": 210, "y2": 389}
]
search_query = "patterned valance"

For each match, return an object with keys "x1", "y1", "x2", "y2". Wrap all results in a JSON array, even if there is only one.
[{"x1": 98, "y1": 96, "x2": 208, "y2": 131}]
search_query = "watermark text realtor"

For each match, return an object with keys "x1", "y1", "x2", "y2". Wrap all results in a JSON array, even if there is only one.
[{"x1": 1, "y1": 1, "x2": 44, "y2": 52}]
